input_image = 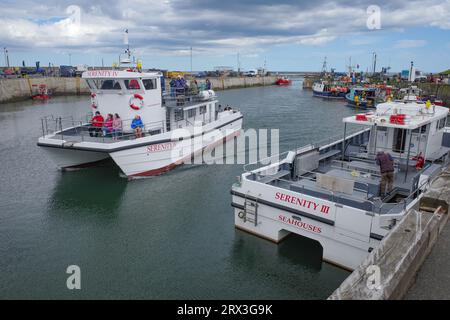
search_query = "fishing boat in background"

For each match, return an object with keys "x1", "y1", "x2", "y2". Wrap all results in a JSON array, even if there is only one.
[
  {"x1": 312, "y1": 81, "x2": 349, "y2": 99},
  {"x1": 420, "y1": 95, "x2": 445, "y2": 106},
  {"x1": 276, "y1": 76, "x2": 292, "y2": 85},
  {"x1": 31, "y1": 84, "x2": 51, "y2": 100},
  {"x1": 345, "y1": 87, "x2": 378, "y2": 109}
]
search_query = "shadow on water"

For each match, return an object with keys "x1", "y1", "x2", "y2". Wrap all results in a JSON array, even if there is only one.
[
  {"x1": 231, "y1": 228, "x2": 323, "y2": 273},
  {"x1": 277, "y1": 233, "x2": 323, "y2": 270},
  {"x1": 48, "y1": 162, "x2": 127, "y2": 214}
]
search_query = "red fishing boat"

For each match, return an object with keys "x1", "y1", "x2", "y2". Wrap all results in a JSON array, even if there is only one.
[
  {"x1": 31, "y1": 84, "x2": 51, "y2": 100},
  {"x1": 275, "y1": 77, "x2": 292, "y2": 85}
]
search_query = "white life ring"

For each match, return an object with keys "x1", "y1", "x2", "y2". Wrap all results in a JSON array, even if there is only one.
[
  {"x1": 130, "y1": 93, "x2": 144, "y2": 110},
  {"x1": 90, "y1": 93, "x2": 98, "y2": 108}
]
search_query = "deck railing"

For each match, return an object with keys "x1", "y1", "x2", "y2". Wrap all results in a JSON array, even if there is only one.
[{"x1": 40, "y1": 115, "x2": 166, "y2": 143}]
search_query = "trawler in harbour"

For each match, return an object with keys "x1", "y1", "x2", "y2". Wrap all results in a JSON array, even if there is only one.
[{"x1": 231, "y1": 100, "x2": 449, "y2": 270}]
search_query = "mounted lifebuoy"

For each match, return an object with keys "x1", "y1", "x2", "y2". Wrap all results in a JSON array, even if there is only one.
[
  {"x1": 90, "y1": 93, "x2": 98, "y2": 108},
  {"x1": 129, "y1": 93, "x2": 144, "y2": 110}
]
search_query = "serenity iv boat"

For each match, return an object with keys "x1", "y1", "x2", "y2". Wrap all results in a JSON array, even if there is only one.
[{"x1": 37, "y1": 49, "x2": 242, "y2": 178}]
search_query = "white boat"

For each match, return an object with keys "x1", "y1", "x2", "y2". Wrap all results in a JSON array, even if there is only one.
[
  {"x1": 38, "y1": 67, "x2": 242, "y2": 178},
  {"x1": 231, "y1": 100, "x2": 449, "y2": 270}
]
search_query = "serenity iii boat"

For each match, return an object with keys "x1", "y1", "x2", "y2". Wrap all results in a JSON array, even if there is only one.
[
  {"x1": 37, "y1": 69, "x2": 243, "y2": 178},
  {"x1": 231, "y1": 100, "x2": 449, "y2": 270},
  {"x1": 312, "y1": 81, "x2": 349, "y2": 99}
]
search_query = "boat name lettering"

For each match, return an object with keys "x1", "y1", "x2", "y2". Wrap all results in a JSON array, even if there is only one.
[
  {"x1": 275, "y1": 192, "x2": 330, "y2": 215},
  {"x1": 86, "y1": 70, "x2": 119, "y2": 77},
  {"x1": 147, "y1": 142, "x2": 177, "y2": 152},
  {"x1": 278, "y1": 215, "x2": 322, "y2": 234}
]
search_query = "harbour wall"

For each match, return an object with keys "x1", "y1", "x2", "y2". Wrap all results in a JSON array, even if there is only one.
[
  {"x1": 0, "y1": 76, "x2": 278, "y2": 104},
  {"x1": 328, "y1": 164, "x2": 450, "y2": 300}
]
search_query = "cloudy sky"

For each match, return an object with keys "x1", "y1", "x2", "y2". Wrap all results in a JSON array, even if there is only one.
[{"x1": 1, "y1": 0, "x2": 450, "y2": 72}]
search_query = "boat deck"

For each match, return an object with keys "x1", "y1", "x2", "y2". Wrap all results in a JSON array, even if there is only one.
[
  {"x1": 45, "y1": 124, "x2": 160, "y2": 144},
  {"x1": 249, "y1": 154, "x2": 442, "y2": 215}
]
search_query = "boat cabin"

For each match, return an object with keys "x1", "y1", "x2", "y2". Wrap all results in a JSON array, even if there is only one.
[{"x1": 82, "y1": 70, "x2": 220, "y2": 136}]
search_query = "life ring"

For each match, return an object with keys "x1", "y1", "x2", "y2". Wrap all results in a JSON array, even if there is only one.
[
  {"x1": 238, "y1": 211, "x2": 245, "y2": 219},
  {"x1": 129, "y1": 93, "x2": 144, "y2": 110},
  {"x1": 90, "y1": 93, "x2": 98, "y2": 108}
]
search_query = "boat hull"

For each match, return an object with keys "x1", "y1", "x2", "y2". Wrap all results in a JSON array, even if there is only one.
[
  {"x1": 38, "y1": 112, "x2": 243, "y2": 178},
  {"x1": 313, "y1": 90, "x2": 347, "y2": 99},
  {"x1": 39, "y1": 146, "x2": 110, "y2": 168},
  {"x1": 110, "y1": 116, "x2": 243, "y2": 177}
]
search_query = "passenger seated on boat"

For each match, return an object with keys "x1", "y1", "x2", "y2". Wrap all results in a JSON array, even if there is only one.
[
  {"x1": 376, "y1": 151, "x2": 395, "y2": 196},
  {"x1": 101, "y1": 113, "x2": 113, "y2": 137},
  {"x1": 131, "y1": 115, "x2": 144, "y2": 138},
  {"x1": 89, "y1": 111, "x2": 104, "y2": 137},
  {"x1": 112, "y1": 113, "x2": 123, "y2": 141}
]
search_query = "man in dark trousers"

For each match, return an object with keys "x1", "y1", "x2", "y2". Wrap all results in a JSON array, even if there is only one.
[{"x1": 376, "y1": 151, "x2": 395, "y2": 196}]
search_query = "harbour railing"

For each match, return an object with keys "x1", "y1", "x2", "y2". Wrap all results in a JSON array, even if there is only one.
[{"x1": 243, "y1": 128, "x2": 369, "y2": 173}]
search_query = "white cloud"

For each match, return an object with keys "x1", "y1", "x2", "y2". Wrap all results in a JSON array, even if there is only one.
[{"x1": 0, "y1": 0, "x2": 449, "y2": 55}]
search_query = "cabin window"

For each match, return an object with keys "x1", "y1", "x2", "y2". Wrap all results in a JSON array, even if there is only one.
[
  {"x1": 187, "y1": 108, "x2": 196, "y2": 118},
  {"x1": 124, "y1": 79, "x2": 141, "y2": 90},
  {"x1": 174, "y1": 109, "x2": 184, "y2": 121},
  {"x1": 438, "y1": 118, "x2": 446, "y2": 130},
  {"x1": 421, "y1": 124, "x2": 428, "y2": 134},
  {"x1": 86, "y1": 80, "x2": 96, "y2": 90},
  {"x1": 95, "y1": 79, "x2": 122, "y2": 90},
  {"x1": 200, "y1": 105, "x2": 207, "y2": 114},
  {"x1": 393, "y1": 128, "x2": 407, "y2": 153},
  {"x1": 143, "y1": 79, "x2": 157, "y2": 90}
]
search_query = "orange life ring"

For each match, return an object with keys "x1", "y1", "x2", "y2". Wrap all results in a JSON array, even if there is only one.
[
  {"x1": 129, "y1": 93, "x2": 144, "y2": 110},
  {"x1": 90, "y1": 93, "x2": 98, "y2": 108}
]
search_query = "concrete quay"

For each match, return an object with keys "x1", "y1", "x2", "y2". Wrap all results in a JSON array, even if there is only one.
[{"x1": 0, "y1": 76, "x2": 278, "y2": 104}]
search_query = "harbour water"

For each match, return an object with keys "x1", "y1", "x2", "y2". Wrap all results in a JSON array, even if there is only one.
[{"x1": 0, "y1": 81, "x2": 357, "y2": 299}]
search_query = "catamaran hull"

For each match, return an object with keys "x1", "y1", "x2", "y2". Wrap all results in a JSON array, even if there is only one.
[
  {"x1": 231, "y1": 192, "x2": 380, "y2": 270},
  {"x1": 38, "y1": 114, "x2": 243, "y2": 177},
  {"x1": 39, "y1": 146, "x2": 110, "y2": 169}
]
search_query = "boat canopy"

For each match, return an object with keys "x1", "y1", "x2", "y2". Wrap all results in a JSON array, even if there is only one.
[{"x1": 343, "y1": 101, "x2": 448, "y2": 130}]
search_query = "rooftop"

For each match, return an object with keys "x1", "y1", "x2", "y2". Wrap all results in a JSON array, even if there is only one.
[{"x1": 343, "y1": 101, "x2": 448, "y2": 130}]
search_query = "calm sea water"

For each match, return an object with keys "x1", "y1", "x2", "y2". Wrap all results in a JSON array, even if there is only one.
[{"x1": 0, "y1": 81, "x2": 357, "y2": 299}]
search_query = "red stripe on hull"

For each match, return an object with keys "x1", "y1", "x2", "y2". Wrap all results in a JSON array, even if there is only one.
[{"x1": 130, "y1": 129, "x2": 241, "y2": 177}]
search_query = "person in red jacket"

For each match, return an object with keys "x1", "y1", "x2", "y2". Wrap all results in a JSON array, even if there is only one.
[{"x1": 89, "y1": 111, "x2": 104, "y2": 137}]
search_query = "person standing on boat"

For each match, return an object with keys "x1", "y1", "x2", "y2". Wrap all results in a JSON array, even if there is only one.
[
  {"x1": 205, "y1": 78, "x2": 212, "y2": 90},
  {"x1": 376, "y1": 151, "x2": 395, "y2": 196},
  {"x1": 190, "y1": 79, "x2": 199, "y2": 95},
  {"x1": 131, "y1": 115, "x2": 144, "y2": 138},
  {"x1": 89, "y1": 111, "x2": 104, "y2": 137},
  {"x1": 169, "y1": 77, "x2": 176, "y2": 97}
]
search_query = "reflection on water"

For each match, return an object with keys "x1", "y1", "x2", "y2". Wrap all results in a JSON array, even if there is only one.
[{"x1": 49, "y1": 164, "x2": 127, "y2": 213}]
